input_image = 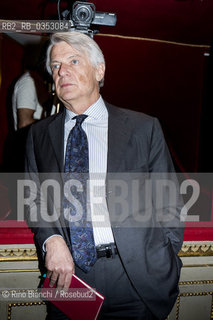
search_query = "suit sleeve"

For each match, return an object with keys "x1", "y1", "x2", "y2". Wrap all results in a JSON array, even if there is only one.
[
  {"x1": 148, "y1": 118, "x2": 184, "y2": 254},
  {"x1": 25, "y1": 126, "x2": 63, "y2": 252}
]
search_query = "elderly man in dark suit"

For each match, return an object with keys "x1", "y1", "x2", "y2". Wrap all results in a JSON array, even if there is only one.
[{"x1": 25, "y1": 31, "x2": 184, "y2": 320}]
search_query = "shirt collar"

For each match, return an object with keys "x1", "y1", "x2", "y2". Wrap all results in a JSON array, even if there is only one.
[{"x1": 65, "y1": 96, "x2": 108, "y2": 123}]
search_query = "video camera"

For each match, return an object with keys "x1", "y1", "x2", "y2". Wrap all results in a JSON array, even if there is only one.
[{"x1": 62, "y1": 1, "x2": 117, "y2": 37}]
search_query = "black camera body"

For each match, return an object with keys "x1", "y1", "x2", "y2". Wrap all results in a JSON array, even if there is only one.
[
  {"x1": 72, "y1": 1, "x2": 117, "y2": 28},
  {"x1": 62, "y1": 1, "x2": 117, "y2": 36}
]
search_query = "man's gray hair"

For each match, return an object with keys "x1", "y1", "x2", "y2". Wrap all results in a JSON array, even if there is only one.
[{"x1": 46, "y1": 31, "x2": 105, "y2": 87}]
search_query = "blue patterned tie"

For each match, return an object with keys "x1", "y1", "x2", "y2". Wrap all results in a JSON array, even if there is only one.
[{"x1": 64, "y1": 114, "x2": 97, "y2": 272}]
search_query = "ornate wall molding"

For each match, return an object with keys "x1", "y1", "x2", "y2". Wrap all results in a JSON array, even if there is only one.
[
  {"x1": 0, "y1": 269, "x2": 39, "y2": 273},
  {"x1": 8, "y1": 301, "x2": 46, "y2": 320},
  {"x1": 179, "y1": 243, "x2": 213, "y2": 257},
  {"x1": 1, "y1": 242, "x2": 213, "y2": 262},
  {"x1": 179, "y1": 280, "x2": 213, "y2": 286},
  {"x1": 0, "y1": 248, "x2": 37, "y2": 261},
  {"x1": 176, "y1": 292, "x2": 213, "y2": 320}
]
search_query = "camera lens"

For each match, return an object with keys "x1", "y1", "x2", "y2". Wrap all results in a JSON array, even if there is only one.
[
  {"x1": 72, "y1": 2, "x2": 96, "y2": 27},
  {"x1": 77, "y1": 7, "x2": 90, "y2": 22},
  {"x1": 73, "y1": 4, "x2": 94, "y2": 25}
]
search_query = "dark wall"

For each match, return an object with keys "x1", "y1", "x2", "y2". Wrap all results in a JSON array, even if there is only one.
[
  {"x1": 96, "y1": 35, "x2": 209, "y2": 172},
  {"x1": 0, "y1": 33, "x2": 210, "y2": 172},
  {"x1": 0, "y1": 34, "x2": 24, "y2": 164}
]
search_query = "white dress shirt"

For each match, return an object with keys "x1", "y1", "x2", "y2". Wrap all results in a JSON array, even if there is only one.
[{"x1": 64, "y1": 96, "x2": 115, "y2": 246}]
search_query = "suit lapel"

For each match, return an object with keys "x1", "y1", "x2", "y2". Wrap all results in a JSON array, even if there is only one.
[
  {"x1": 106, "y1": 102, "x2": 132, "y2": 172},
  {"x1": 47, "y1": 109, "x2": 71, "y2": 242},
  {"x1": 47, "y1": 103, "x2": 131, "y2": 173},
  {"x1": 48, "y1": 109, "x2": 66, "y2": 172}
]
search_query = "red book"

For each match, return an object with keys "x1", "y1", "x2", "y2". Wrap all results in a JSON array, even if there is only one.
[{"x1": 41, "y1": 274, "x2": 104, "y2": 320}]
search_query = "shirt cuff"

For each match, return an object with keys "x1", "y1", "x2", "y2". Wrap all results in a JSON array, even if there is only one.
[{"x1": 42, "y1": 234, "x2": 64, "y2": 252}]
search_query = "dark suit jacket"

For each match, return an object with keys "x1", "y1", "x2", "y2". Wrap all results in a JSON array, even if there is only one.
[{"x1": 25, "y1": 101, "x2": 184, "y2": 320}]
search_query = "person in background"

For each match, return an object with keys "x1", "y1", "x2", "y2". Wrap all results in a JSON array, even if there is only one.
[
  {"x1": 12, "y1": 41, "x2": 56, "y2": 130},
  {"x1": 2, "y1": 42, "x2": 58, "y2": 173}
]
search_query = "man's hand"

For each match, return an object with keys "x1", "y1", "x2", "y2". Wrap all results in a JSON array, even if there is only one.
[{"x1": 45, "y1": 236, "x2": 75, "y2": 290}]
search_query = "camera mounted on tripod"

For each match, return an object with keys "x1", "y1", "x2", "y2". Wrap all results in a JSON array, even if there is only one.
[{"x1": 62, "y1": 1, "x2": 117, "y2": 37}]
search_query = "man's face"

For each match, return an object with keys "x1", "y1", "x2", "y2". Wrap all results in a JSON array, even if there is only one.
[{"x1": 50, "y1": 41, "x2": 105, "y2": 112}]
